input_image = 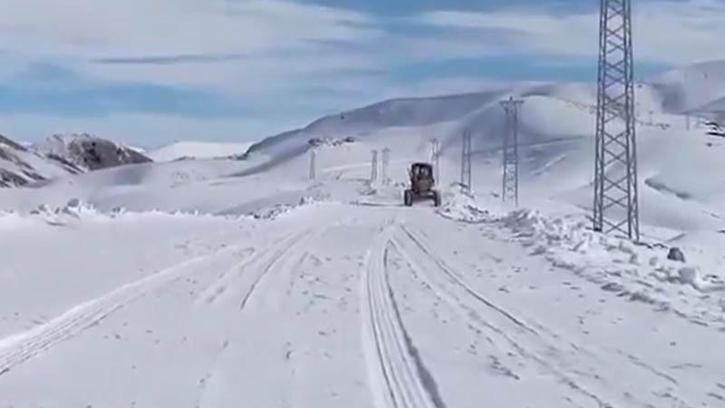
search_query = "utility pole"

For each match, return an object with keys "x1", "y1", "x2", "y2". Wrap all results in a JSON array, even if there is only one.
[
  {"x1": 460, "y1": 129, "x2": 472, "y2": 190},
  {"x1": 309, "y1": 149, "x2": 316, "y2": 180},
  {"x1": 370, "y1": 150, "x2": 378, "y2": 183},
  {"x1": 381, "y1": 148, "x2": 390, "y2": 185},
  {"x1": 431, "y1": 138, "x2": 440, "y2": 182},
  {"x1": 500, "y1": 97, "x2": 524, "y2": 206},
  {"x1": 593, "y1": 0, "x2": 640, "y2": 240}
]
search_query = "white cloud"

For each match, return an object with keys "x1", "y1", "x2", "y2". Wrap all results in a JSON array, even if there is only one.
[
  {"x1": 0, "y1": 0, "x2": 377, "y2": 56},
  {"x1": 3, "y1": 0, "x2": 725, "y2": 143},
  {"x1": 415, "y1": 0, "x2": 725, "y2": 65},
  {"x1": 0, "y1": 0, "x2": 383, "y2": 89},
  {"x1": 4, "y1": 0, "x2": 725, "y2": 92}
]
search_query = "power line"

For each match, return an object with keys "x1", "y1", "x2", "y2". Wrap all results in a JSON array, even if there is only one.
[
  {"x1": 500, "y1": 97, "x2": 524, "y2": 206},
  {"x1": 593, "y1": 0, "x2": 640, "y2": 240}
]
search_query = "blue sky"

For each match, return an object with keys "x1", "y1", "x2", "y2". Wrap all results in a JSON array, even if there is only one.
[{"x1": 0, "y1": 0, "x2": 722, "y2": 146}]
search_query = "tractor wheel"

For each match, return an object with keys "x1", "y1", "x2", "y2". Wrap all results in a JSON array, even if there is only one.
[
  {"x1": 404, "y1": 189, "x2": 413, "y2": 207},
  {"x1": 432, "y1": 191, "x2": 441, "y2": 207}
]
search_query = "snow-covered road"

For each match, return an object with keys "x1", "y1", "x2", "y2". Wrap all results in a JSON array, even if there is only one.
[{"x1": 0, "y1": 203, "x2": 723, "y2": 407}]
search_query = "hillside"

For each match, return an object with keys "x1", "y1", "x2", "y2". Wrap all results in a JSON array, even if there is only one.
[
  {"x1": 0, "y1": 133, "x2": 157, "y2": 188},
  {"x1": 36, "y1": 134, "x2": 153, "y2": 172},
  {"x1": 650, "y1": 60, "x2": 725, "y2": 121},
  {"x1": 148, "y1": 141, "x2": 252, "y2": 162},
  {"x1": 4, "y1": 62, "x2": 725, "y2": 232},
  {"x1": 0, "y1": 134, "x2": 82, "y2": 187}
]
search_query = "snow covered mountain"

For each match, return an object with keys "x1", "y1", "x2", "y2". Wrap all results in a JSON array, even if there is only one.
[
  {"x1": 226, "y1": 62, "x2": 725, "y2": 235},
  {"x1": 35, "y1": 134, "x2": 152, "y2": 172},
  {"x1": 0, "y1": 134, "x2": 82, "y2": 188},
  {"x1": 5, "y1": 61, "x2": 725, "y2": 229},
  {"x1": 0, "y1": 133, "x2": 155, "y2": 188},
  {"x1": 148, "y1": 141, "x2": 253, "y2": 162},
  {"x1": 651, "y1": 60, "x2": 725, "y2": 121},
  {"x1": 249, "y1": 60, "x2": 725, "y2": 164}
]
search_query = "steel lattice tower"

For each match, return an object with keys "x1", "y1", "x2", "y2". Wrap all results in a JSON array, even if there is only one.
[
  {"x1": 371, "y1": 150, "x2": 378, "y2": 183},
  {"x1": 460, "y1": 130, "x2": 472, "y2": 190},
  {"x1": 309, "y1": 149, "x2": 316, "y2": 180},
  {"x1": 500, "y1": 97, "x2": 523, "y2": 206},
  {"x1": 381, "y1": 148, "x2": 390, "y2": 185},
  {"x1": 430, "y1": 138, "x2": 440, "y2": 182},
  {"x1": 593, "y1": 0, "x2": 639, "y2": 240}
]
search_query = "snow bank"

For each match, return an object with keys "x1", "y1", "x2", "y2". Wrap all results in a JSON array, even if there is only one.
[
  {"x1": 247, "y1": 194, "x2": 330, "y2": 220},
  {"x1": 26, "y1": 199, "x2": 106, "y2": 224},
  {"x1": 436, "y1": 184, "x2": 493, "y2": 223},
  {"x1": 499, "y1": 209, "x2": 603, "y2": 251},
  {"x1": 0, "y1": 198, "x2": 251, "y2": 229},
  {"x1": 496, "y1": 208, "x2": 725, "y2": 328}
]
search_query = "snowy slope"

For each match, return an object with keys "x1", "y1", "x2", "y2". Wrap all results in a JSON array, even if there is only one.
[
  {"x1": 238, "y1": 79, "x2": 724, "y2": 233},
  {"x1": 3, "y1": 65, "x2": 725, "y2": 230},
  {"x1": 1, "y1": 132, "x2": 155, "y2": 188},
  {"x1": 148, "y1": 141, "x2": 253, "y2": 162},
  {"x1": 0, "y1": 134, "x2": 81, "y2": 187},
  {"x1": 650, "y1": 60, "x2": 725, "y2": 120}
]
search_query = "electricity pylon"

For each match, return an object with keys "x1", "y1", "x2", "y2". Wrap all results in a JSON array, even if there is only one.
[
  {"x1": 460, "y1": 130, "x2": 472, "y2": 190},
  {"x1": 309, "y1": 149, "x2": 316, "y2": 180},
  {"x1": 500, "y1": 97, "x2": 523, "y2": 206},
  {"x1": 593, "y1": 0, "x2": 640, "y2": 240},
  {"x1": 370, "y1": 150, "x2": 378, "y2": 183},
  {"x1": 431, "y1": 139, "x2": 440, "y2": 182},
  {"x1": 381, "y1": 148, "x2": 390, "y2": 185}
]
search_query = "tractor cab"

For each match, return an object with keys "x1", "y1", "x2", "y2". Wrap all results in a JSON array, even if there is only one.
[
  {"x1": 404, "y1": 162, "x2": 441, "y2": 207},
  {"x1": 409, "y1": 162, "x2": 434, "y2": 180}
]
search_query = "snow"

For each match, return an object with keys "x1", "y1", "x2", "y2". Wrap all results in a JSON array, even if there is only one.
[
  {"x1": 148, "y1": 141, "x2": 253, "y2": 162},
  {"x1": 0, "y1": 135, "x2": 76, "y2": 187},
  {"x1": 1, "y1": 61, "x2": 725, "y2": 407},
  {"x1": 651, "y1": 60, "x2": 725, "y2": 118},
  {"x1": 34, "y1": 133, "x2": 152, "y2": 171}
]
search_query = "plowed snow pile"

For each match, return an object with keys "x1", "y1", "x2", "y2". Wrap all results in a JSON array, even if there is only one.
[
  {"x1": 436, "y1": 184, "x2": 494, "y2": 223},
  {"x1": 497, "y1": 208, "x2": 725, "y2": 326}
]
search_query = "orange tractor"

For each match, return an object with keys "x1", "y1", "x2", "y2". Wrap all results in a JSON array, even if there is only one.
[{"x1": 403, "y1": 162, "x2": 441, "y2": 207}]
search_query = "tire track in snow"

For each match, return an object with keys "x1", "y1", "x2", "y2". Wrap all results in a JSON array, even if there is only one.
[
  {"x1": 394, "y1": 223, "x2": 699, "y2": 408},
  {"x1": 408, "y1": 222, "x2": 692, "y2": 393},
  {"x1": 238, "y1": 229, "x2": 316, "y2": 311},
  {"x1": 0, "y1": 241, "x2": 257, "y2": 378},
  {"x1": 196, "y1": 229, "x2": 318, "y2": 407},
  {"x1": 196, "y1": 247, "x2": 257, "y2": 305},
  {"x1": 392, "y1": 227, "x2": 617, "y2": 407},
  {"x1": 193, "y1": 229, "x2": 311, "y2": 307},
  {"x1": 361, "y1": 229, "x2": 444, "y2": 408}
]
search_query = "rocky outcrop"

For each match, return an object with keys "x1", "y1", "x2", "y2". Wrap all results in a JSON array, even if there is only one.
[
  {"x1": 0, "y1": 135, "x2": 71, "y2": 187},
  {"x1": 0, "y1": 133, "x2": 154, "y2": 188},
  {"x1": 38, "y1": 134, "x2": 152, "y2": 171}
]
